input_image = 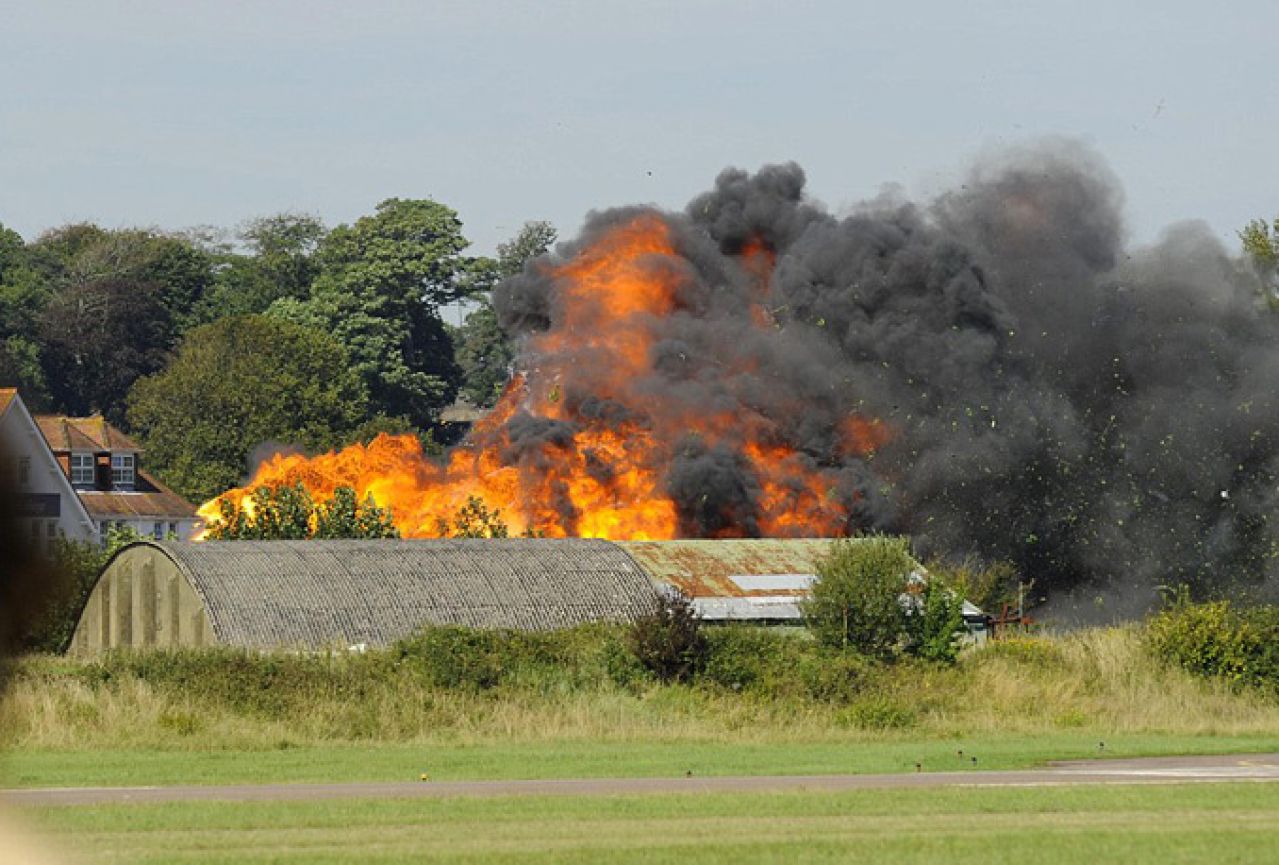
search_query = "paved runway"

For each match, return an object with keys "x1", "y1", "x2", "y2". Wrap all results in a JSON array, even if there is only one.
[{"x1": 5, "y1": 753, "x2": 1279, "y2": 807}]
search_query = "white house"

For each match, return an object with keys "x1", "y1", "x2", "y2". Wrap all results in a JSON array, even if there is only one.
[
  {"x1": 33, "y1": 412, "x2": 200, "y2": 542},
  {"x1": 0, "y1": 389, "x2": 98, "y2": 551}
]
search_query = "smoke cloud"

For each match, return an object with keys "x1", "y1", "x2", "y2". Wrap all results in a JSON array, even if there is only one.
[{"x1": 494, "y1": 141, "x2": 1279, "y2": 597}]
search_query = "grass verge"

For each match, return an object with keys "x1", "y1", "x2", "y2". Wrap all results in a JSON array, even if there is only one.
[
  {"x1": 6, "y1": 733, "x2": 1279, "y2": 789},
  {"x1": 15, "y1": 782, "x2": 1279, "y2": 864}
]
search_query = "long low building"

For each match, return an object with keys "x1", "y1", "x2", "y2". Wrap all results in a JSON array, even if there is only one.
[{"x1": 68, "y1": 537, "x2": 842, "y2": 654}]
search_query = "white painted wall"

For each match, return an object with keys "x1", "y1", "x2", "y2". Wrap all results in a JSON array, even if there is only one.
[
  {"x1": 0, "y1": 398, "x2": 98, "y2": 550},
  {"x1": 92, "y1": 517, "x2": 200, "y2": 542}
]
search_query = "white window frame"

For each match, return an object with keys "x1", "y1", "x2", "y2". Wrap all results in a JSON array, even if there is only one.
[
  {"x1": 111, "y1": 453, "x2": 135, "y2": 490},
  {"x1": 17, "y1": 456, "x2": 30, "y2": 488},
  {"x1": 70, "y1": 453, "x2": 95, "y2": 487}
]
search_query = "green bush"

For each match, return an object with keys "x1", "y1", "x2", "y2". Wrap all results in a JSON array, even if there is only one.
[
  {"x1": 394, "y1": 624, "x2": 627, "y2": 692},
  {"x1": 903, "y1": 578, "x2": 967, "y2": 664},
  {"x1": 840, "y1": 696, "x2": 918, "y2": 731},
  {"x1": 700, "y1": 627, "x2": 805, "y2": 692},
  {"x1": 793, "y1": 650, "x2": 872, "y2": 704},
  {"x1": 1147, "y1": 591, "x2": 1279, "y2": 689},
  {"x1": 61, "y1": 647, "x2": 392, "y2": 719},
  {"x1": 626, "y1": 592, "x2": 708, "y2": 683},
  {"x1": 802, "y1": 537, "x2": 914, "y2": 658}
]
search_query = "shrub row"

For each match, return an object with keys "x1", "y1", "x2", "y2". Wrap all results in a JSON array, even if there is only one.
[
  {"x1": 1147, "y1": 594, "x2": 1279, "y2": 690},
  {"x1": 19, "y1": 621, "x2": 895, "y2": 719}
]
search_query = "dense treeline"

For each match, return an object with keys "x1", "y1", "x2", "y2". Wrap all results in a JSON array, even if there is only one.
[{"x1": 0, "y1": 207, "x2": 555, "y2": 502}]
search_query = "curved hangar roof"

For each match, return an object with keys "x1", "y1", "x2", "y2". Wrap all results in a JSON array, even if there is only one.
[{"x1": 69, "y1": 539, "x2": 663, "y2": 654}]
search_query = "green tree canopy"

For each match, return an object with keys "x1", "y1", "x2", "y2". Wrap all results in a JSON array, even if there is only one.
[
  {"x1": 38, "y1": 279, "x2": 174, "y2": 423},
  {"x1": 29, "y1": 224, "x2": 214, "y2": 333},
  {"x1": 206, "y1": 483, "x2": 398, "y2": 540},
  {"x1": 1240, "y1": 216, "x2": 1279, "y2": 310},
  {"x1": 0, "y1": 224, "x2": 51, "y2": 404},
  {"x1": 801, "y1": 537, "x2": 916, "y2": 658},
  {"x1": 126, "y1": 315, "x2": 369, "y2": 502},
  {"x1": 270, "y1": 199, "x2": 492, "y2": 424},
  {"x1": 194, "y1": 214, "x2": 327, "y2": 321},
  {"x1": 496, "y1": 220, "x2": 557, "y2": 278},
  {"x1": 454, "y1": 221, "x2": 556, "y2": 408}
]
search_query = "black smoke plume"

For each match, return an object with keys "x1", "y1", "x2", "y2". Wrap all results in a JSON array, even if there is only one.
[{"x1": 495, "y1": 141, "x2": 1279, "y2": 598}]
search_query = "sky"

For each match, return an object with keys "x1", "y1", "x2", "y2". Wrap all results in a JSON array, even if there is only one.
[{"x1": 2, "y1": 0, "x2": 1277, "y2": 258}]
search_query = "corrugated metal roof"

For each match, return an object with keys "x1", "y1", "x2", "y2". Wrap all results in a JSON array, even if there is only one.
[
  {"x1": 144, "y1": 538, "x2": 661, "y2": 648},
  {"x1": 617, "y1": 539, "x2": 833, "y2": 598}
]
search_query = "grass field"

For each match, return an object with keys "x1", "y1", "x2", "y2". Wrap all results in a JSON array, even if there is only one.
[
  {"x1": 6, "y1": 733, "x2": 1279, "y2": 789},
  {"x1": 5, "y1": 625, "x2": 1279, "y2": 862},
  {"x1": 15, "y1": 782, "x2": 1279, "y2": 864}
]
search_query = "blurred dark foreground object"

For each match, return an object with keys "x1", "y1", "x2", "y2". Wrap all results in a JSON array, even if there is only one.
[{"x1": 0, "y1": 442, "x2": 60, "y2": 672}]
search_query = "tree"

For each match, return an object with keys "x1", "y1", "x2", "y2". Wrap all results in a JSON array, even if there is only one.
[
  {"x1": 0, "y1": 224, "x2": 52, "y2": 405},
  {"x1": 241, "y1": 213, "x2": 325, "y2": 302},
  {"x1": 453, "y1": 301, "x2": 515, "y2": 407},
  {"x1": 194, "y1": 214, "x2": 327, "y2": 321},
  {"x1": 271, "y1": 199, "x2": 492, "y2": 423},
  {"x1": 38, "y1": 279, "x2": 174, "y2": 423},
  {"x1": 626, "y1": 590, "x2": 708, "y2": 683},
  {"x1": 1240, "y1": 217, "x2": 1279, "y2": 310},
  {"x1": 496, "y1": 220, "x2": 557, "y2": 278},
  {"x1": 435, "y1": 495, "x2": 510, "y2": 538},
  {"x1": 29, "y1": 224, "x2": 214, "y2": 334},
  {"x1": 902, "y1": 577, "x2": 967, "y2": 664},
  {"x1": 126, "y1": 315, "x2": 369, "y2": 502},
  {"x1": 206, "y1": 482, "x2": 398, "y2": 540},
  {"x1": 801, "y1": 537, "x2": 916, "y2": 657},
  {"x1": 454, "y1": 221, "x2": 556, "y2": 408}
]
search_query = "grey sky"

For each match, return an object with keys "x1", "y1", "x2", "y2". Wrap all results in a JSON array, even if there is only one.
[{"x1": 2, "y1": 0, "x2": 1276, "y2": 257}]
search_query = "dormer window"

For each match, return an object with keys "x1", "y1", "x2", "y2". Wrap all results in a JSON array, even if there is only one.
[
  {"x1": 70, "y1": 453, "x2": 94, "y2": 487},
  {"x1": 111, "y1": 453, "x2": 135, "y2": 490}
]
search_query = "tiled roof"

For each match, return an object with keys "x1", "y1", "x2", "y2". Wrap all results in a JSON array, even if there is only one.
[
  {"x1": 79, "y1": 471, "x2": 198, "y2": 519},
  {"x1": 0, "y1": 388, "x2": 15, "y2": 415},
  {"x1": 33, "y1": 415, "x2": 142, "y2": 453}
]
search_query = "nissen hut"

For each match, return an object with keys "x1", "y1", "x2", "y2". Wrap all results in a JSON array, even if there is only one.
[{"x1": 69, "y1": 538, "x2": 847, "y2": 654}]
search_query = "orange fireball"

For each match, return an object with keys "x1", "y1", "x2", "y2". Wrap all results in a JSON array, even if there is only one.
[{"x1": 198, "y1": 214, "x2": 888, "y2": 541}]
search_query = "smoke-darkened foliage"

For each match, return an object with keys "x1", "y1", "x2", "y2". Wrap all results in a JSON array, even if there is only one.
[{"x1": 495, "y1": 142, "x2": 1279, "y2": 596}]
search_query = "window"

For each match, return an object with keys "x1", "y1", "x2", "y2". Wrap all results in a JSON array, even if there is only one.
[
  {"x1": 45, "y1": 520, "x2": 59, "y2": 553},
  {"x1": 29, "y1": 520, "x2": 40, "y2": 540},
  {"x1": 153, "y1": 521, "x2": 164, "y2": 540},
  {"x1": 168, "y1": 521, "x2": 178, "y2": 538},
  {"x1": 17, "y1": 457, "x2": 30, "y2": 488},
  {"x1": 70, "y1": 453, "x2": 94, "y2": 487},
  {"x1": 111, "y1": 453, "x2": 135, "y2": 489}
]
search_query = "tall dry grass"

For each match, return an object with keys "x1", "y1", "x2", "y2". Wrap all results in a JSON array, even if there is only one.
[{"x1": 2, "y1": 626, "x2": 1276, "y2": 750}]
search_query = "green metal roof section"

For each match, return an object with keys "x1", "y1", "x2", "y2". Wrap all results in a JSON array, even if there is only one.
[{"x1": 616, "y1": 538, "x2": 836, "y2": 598}]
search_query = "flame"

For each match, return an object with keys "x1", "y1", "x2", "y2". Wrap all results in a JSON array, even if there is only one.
[{"x1": 197, "y1": 215, "x2": 888, "y2": 541}]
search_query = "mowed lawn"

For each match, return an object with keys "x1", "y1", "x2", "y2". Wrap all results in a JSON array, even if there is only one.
[
  {"x1": 7, "y1": 732, "x2": 1279, "y2": 788},
  {"x1": 16, "y1": 783, "x2": 1279, "y2": 864}
]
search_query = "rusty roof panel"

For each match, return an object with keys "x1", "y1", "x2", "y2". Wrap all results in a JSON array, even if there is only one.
[{"x1": 617, "y1": 539, "x2": 835, "y2": 598}]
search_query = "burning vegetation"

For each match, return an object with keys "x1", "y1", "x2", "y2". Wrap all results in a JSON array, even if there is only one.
[{"x1": 199, "y1": 143, "x2": 1279, "y2": 596}]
